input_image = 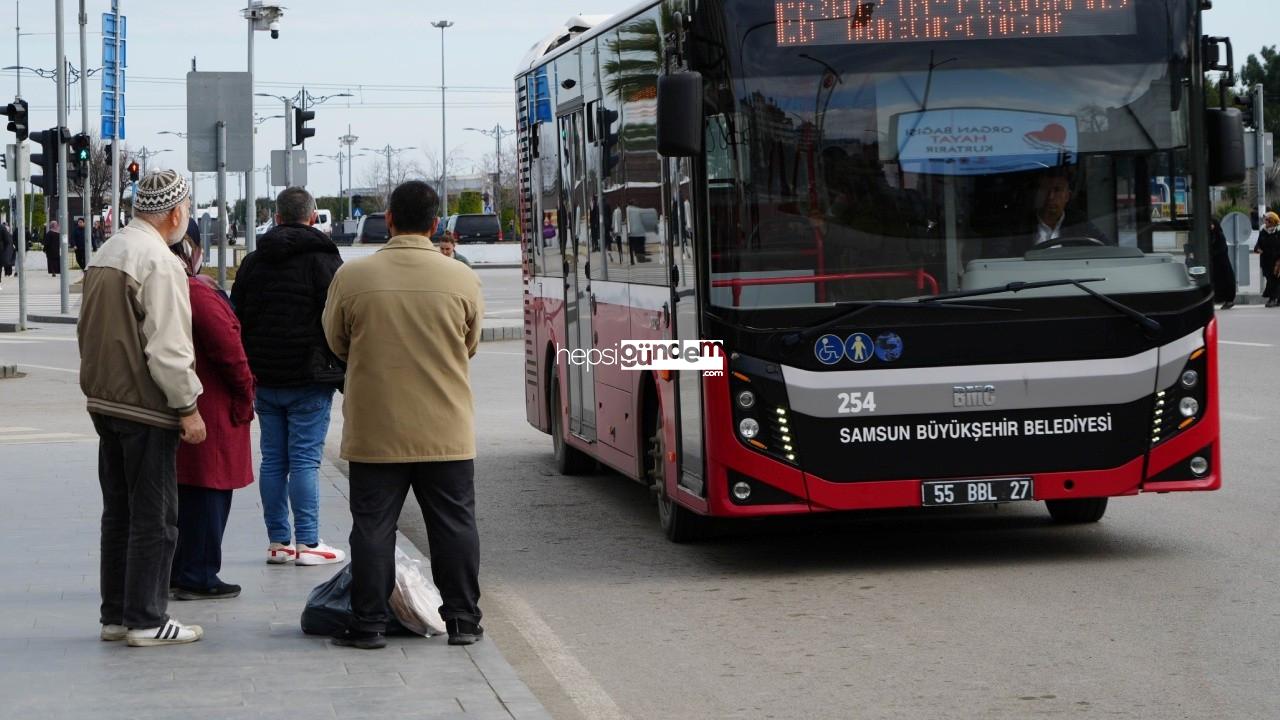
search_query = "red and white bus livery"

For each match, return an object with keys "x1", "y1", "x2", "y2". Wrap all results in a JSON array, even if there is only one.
[{"x1": 515, "y1": 0, "x2": 1240, "y2": 540}]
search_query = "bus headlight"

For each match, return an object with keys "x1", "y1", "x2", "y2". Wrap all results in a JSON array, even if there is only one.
[
  {"x1": 1179, "y1": 397, "x2": 1199, "y2": 418},
  {"x1": 1180, "y1": 370, "x2": 1198, "y2": 388},
  {"x1": 1189, "y1": 456, "x2": 1209, "y2": 476},
  {"x1": 738, "y1": 418, "x2": 760, "y2": 439},
  {"x1": 736, "y1": 390, "x2": 756, "y2": 409}
]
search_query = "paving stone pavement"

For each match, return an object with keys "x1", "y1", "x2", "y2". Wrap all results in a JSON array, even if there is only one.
[{"x1": 0, "y1": 440, "x2": 550, "y2": 720}]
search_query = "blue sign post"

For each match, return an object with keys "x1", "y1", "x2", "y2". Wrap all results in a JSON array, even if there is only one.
[{"x1": 100, "y1": 9, "x2": 127, "y2": 140}]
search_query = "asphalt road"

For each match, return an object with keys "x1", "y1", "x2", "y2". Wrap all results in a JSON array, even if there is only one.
[
  {"x1": 4, "y1": 292, "x2": 1276, "y2": 719},
  {"x1": 398, "y1": 307, "x2": 1280, "y2": 720}
]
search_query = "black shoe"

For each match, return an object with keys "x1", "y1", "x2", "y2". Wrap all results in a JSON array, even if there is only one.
[
  {"x1": 447, "y1": 618, "x2": 484, "y2": 646},
  {"x1": 331, "y1": 629, "x2": 387, "y2": 650},
  {"x1": 172, "y1": 582, "x2": 241, "y2": 601}
]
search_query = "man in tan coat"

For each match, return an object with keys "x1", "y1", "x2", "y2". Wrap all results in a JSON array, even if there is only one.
[{"x1": 323, "y1": 180, "x2": 484, "y2": 650}]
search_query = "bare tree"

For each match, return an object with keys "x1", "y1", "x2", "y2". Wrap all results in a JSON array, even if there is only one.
[
  {"x1": 359, "y1": 155, "x2": 428, "y2": 206},
  {"x1": 476, "y1": 139, "x2": 518, "y2": 215},
  {"x1": 421, "y1": 145, "x2": 469, "y2": 191}
]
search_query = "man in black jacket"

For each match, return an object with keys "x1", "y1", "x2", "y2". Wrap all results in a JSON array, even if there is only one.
[{"x1": 231, "y1": 187, "x2": 347, "y2": 568}]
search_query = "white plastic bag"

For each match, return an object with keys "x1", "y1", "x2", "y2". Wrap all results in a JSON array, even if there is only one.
[{"x1": 390, "y1": 546, "x2": 446, "y2": 636}]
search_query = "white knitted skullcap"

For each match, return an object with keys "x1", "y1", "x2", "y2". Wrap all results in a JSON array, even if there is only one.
[{"x1": 134, "y1": 170, "x2": 190, "y2": 214}]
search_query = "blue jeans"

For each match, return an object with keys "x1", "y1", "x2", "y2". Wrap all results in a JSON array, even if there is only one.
[{"x1": 255, "y1": 385, "x2": 335, "y2": 547}]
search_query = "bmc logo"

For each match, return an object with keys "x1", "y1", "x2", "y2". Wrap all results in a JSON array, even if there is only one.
[{"x1": 953, "y1": 384, "x2": 996, "y2": 408}]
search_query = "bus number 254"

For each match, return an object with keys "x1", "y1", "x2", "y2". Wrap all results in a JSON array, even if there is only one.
[{"x1": 837, "y1": 391, "x2": 877, "y2": 414}]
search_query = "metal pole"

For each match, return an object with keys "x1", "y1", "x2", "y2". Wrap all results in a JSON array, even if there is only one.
[
  {"x1": 385, "y1": 146, "x2": 391, "y2": 203},
  {"x1": 15, "y1": 143, "x2": 26, "y2": 330},
  {"x1": 110, "y1": 1, "x2": 120, "y2": 232},
  {"x1": 216, "y1": 120, "x2": 227, "y2": 289},
  {"x1": 56, "y1": 0, "x2": 70, "y2": 314},
  {"x1": 439, "y1": 23, "x2": 449, "y2": 213},
  {"x1": 1256, "y1": 84, "x2": 1266, "y2": 221},
  {"x1": 283, "y1": 96, "x2": 293, "y2": 186},
  {"x1": 78, "y1": 0, "x2": 91, "y2": 268},
  {"x1": 493, "y1": 123, "x2": 501, "y2": 216},
  {"x1": 244, "y1": 6, "x2": 256, "y2": 252},
  {"x1": 14, "y1": 0, "x2": 20, "y2": 97}
]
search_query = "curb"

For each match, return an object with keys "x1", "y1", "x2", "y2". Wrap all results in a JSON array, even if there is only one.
[
  {"x1": 481, "y1": 326, "x2": 523, "y2": 343},
  {"x1": 26, "y1": 314, "x2": 78, "y2": 325}
]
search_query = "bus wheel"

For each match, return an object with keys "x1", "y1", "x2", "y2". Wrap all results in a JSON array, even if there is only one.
[
  {"x1": 1045, "y1": 497, "x2": 1108, "y2": 524},
  {"x1": 550, "y1": 374, "x2": 593, "y2": 476},
  {"x1": 647, "y1": 412, "x2": 705, "y2": 543}
]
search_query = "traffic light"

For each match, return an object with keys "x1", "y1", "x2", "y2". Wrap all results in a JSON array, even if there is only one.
[
  {"x1": 127, "y1": 160, "x2": 140, "y2": 182},
  {"x1": 4, "y1": 99, "x2": 28, "y2": 141},
  {"x1": 30, "y1": 127, "x2": 66, "y2": 199},
  {"x1": 104, "y1": 142, "x2": 113, "y2": 166},
  {"x1": 1235, "y1": 93, "x2": 1257, "y2": 130},
  {"x1": 70, "y1": 133, "x2": 91, "y2": 182},
  {"x1": 293, "y1": 107, "x2": 315, "y2": 147},
  {"x1": 351, "y1": 194, "x2": 363, "y2": 211}
]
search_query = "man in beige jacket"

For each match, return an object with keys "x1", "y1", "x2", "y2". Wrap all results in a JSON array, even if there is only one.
[
  {"x1": 323, "y1": 180, "x2": 484, "y2": 650},
  {"x1": 79, "y1": 170, "x2": 208, "y2": 647}
]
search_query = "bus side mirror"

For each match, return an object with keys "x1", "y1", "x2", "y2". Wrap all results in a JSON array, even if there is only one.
[
  {"x1": 1206, "y1": 108, "x2": 1246, "y2": 185},
  {"x1": 657, "y1": 72, "x2": 703, "y2": 158}
]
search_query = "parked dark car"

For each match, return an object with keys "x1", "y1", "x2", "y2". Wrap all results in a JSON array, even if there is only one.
[
  {"x1": 445, "y1": 213, "x2": 502, "y2": 244},
  {"x1": 353, "y1": 213, "x2": 390, "y2": 245}
]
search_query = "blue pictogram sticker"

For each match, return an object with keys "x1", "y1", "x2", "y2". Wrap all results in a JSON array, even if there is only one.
[
  {"x1": 815, "y1": 334, "x2": 845, "y2": 365},
  {"x1": 845, "y1": 333, "x2": 874, "y2": 364},
  {"x1": 875, "y1": 332, "x2": 904, "y2": 362}
]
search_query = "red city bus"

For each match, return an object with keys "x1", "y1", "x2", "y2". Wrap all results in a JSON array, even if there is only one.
[{"x1": 516, "y1": 0, "x2": 1242, "y2": 540}]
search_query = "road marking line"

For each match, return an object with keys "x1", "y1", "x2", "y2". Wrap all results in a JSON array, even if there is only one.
[
  {"x1": 481, "y1": 351, "x2": 524, "y2": 356},
  {"x1": 18, "y1": 364, "x2": 78, "y2": 374},
  {"x1": 1222, "y1": 411, "x2": 1266, "y2": 421},
  {"x1": 0, "y1": 432, "x2": 90, "y2": 443},
  {"x1": 0, "y1": 427, "x2": 39, "y2": 433},
  {"x1": 487, "y1": 586, "x2": 630, "y2": 720},
  {"x1": 1220, "y1": 340, "x2": 1274, "y2": 347}
]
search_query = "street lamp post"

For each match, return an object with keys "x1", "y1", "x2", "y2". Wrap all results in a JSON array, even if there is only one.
[
  {"x1": 361, "y1": 144, "x2": 416, "y2": 205},
  {"x1": 340, "y1": 126, "x2": 358, "y2": 219},
  {"x1": 465, "y1": 124, "x2": 515, "y2": 215},
  {"x1": 242, "y1": 2, "x2": 285, "y2": 252},
  {"x1": 431, "y1": 20, "x2": 453, "y2": 213}
]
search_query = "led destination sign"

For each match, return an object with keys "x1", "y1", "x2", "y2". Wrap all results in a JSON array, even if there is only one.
[{"x1": 775, "y1": 0, "x2": 1137, "y2": 46}]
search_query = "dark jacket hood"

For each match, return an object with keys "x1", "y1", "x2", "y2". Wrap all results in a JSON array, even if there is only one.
[{"x1": 257, "y1": 223, "x2": 339, "y2": 262}]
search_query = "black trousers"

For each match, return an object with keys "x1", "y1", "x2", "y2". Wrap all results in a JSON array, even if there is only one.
[
  {"x1": 91, "y1": 413, "x2": 180, "y2": 629},
  {"x1": 171, "y1": 485, "x2": 233, "y2": 590},
  {"x1": 348, "y1": 460, "x2": 481, "y2": 633}
]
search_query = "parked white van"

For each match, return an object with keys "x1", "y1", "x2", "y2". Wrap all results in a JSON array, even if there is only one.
[{"x1": 314, "y1": 209, "x2": 333, "y2": 236}]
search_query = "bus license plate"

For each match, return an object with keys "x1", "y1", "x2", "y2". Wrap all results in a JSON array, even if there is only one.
[{"x1": 921, "y1": 478, "x2": 1033, "y2": 507}]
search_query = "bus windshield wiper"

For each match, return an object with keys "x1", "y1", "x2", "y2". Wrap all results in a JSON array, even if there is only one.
[
  {"x1": 779, "y1": 299, "x2": 1019, "y2": 349},
  {"x1": 930, "y1": 278, "x2": 1162, "y2": 335}
]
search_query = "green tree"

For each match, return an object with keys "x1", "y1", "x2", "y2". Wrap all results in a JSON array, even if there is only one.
[
  {"x1": 1241, "y1": 45, "x2": 1280, "y2": 137},
  {"x1": 449, "y1": 191, "x2": 483, "y2": 215}
]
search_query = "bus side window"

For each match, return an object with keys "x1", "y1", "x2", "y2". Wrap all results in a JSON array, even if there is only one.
[{"x1": 614, "y1": 7, "x2": 666, "y2": 285}]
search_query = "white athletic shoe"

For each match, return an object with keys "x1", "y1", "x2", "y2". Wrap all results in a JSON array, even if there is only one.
[
  {"x1": 125, "y1": 618, "x2": 203, "y2": 647},
  {"x1": 100, "y1": 624, "x2": 128, "y2": 642},
  {"x1": 267, "y1": 542, "x2": 297, "y2": 564},
  {"x1": 295, "y1": 540, "x2": 346, "y2": 566}
]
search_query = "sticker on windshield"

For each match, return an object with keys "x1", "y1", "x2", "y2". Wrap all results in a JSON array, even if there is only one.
[
  {"x1": 845, "y1": 333, "x2": 874, "y2": 364},
  {"x1": 875, "y1": 333, "x2": 904, "y2": 362},
  {"x1": 815, "y1": 335, "x2": 845, "y2": 365}
]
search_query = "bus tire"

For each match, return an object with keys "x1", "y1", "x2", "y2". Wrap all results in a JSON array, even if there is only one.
[
  {"x1": 1045, "y1": 497, "x2": 1108, "y2": 524},
  {"x1": 550, "y1": 374, "x2": 593, "y2": 476},
  {"x1": 648, "y1": 411, "x2": 706, "y2": 543}
]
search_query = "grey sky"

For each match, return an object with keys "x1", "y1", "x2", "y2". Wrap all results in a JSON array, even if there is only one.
[{"x1": 1, "y1": 0, "x2": 1273, "y2": 201}]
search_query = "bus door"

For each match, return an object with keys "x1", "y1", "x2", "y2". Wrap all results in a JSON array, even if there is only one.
[
  {"x1": 667, "y1": 153, "x2": 705, "y2": 497},
  {"x1": 558, "y1": 104, "x2": 597, "y2": 441}
]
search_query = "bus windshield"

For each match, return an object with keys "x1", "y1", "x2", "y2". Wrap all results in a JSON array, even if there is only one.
[{"x1": 695, "y1": 0, "x2": 1205, "y2": 310}]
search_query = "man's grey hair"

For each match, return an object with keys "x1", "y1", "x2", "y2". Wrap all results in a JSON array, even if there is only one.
[{"x1": 276, "y1": 187, "x2": 317, "y2": 225}]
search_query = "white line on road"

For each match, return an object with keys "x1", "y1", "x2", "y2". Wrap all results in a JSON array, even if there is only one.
[
  {"x1": 19, "y1": 364, "x2": 79, "y2": 374},
  {"x1": 0, "y1": 432, "x2": 92, "y2": 444},
  {"x1": 1220, "y1": 340, "x2": 1274, "y2": 348},
  {"x1": 481, "y1": 351, "x2": 525, "y2": 356},
  {"x1": 487, "y1": 586, "x2": 630, "y2": 720},
  {"x1": 1222, "y1": 411, "x2": 1267, "y2": 421}
]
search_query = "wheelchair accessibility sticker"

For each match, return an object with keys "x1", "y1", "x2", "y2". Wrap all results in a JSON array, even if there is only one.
[{"x1": 815, "y1": 334, "x2": 845, "y2": 365}]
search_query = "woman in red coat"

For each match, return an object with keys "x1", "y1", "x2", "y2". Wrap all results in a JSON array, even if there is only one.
[{"x1": 168, "y1": 233, "x2": 256, "y2": 600}]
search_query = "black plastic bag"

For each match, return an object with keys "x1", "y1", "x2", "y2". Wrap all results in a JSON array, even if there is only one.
[{"x1": 300, "y1": 564, "x2": 409, "y2": 636}]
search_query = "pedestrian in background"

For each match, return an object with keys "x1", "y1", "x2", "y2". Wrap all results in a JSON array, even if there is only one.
[
  {"x1": 324, "y1": 180, "x2": 485, "y2": 650},
  {"x1": 0, "y1": 220, "x2": 15, "y2": 287},
  {"x1": 1209, "y1": 216, "x2": 1236, "y2": 309},
  {"x1": 439, "y1": 234, "x2": 471, "y2": 267},
  {"x1": 43, "y1": 220, "x2": 60, "y2": 277},
  {"x1": 74, "y1": 217, "x2": 88, "y2": 271},
  {"x1": 231, "y1": 187, "x2": 346, "y2": 567},
  {"x1": 78, "y1": 169, "x2": 207, "y2": 647},
  {"x1": 1254, "y1": 211, "x2": 1280, "y2": 308},
  {"x1": 168, "y1": 233, "x2": 256, "y2": 601}
]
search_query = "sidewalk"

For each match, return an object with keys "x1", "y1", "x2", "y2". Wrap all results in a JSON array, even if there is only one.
[
  {"x1": 0, "y1": 433, "x2": 549, "y2": 719},
  {"x1": 0, "y1": 263, "x2": 523, "y2": 339}
]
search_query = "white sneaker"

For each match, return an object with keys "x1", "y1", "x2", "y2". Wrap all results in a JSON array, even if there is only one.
[
  {"x1": 126, "y1": 618, "x2": 203, "y2": 647},
  {"x1": 267, "y1": 542, "x2": 296, "y2": 564},
  {"x1": 100, "y1": 624, "x2": 127, "y2": 642},
  {"x1": 295, "y1": 540, "x2": 346, "y2": 566}
]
